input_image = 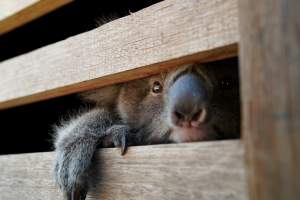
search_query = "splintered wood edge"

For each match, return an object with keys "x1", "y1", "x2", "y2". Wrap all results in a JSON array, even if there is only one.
[
  {"x1": 0, "y1": 0, "x2": 239, "y2": 110},
  {"x1": 0, "y1": 140, "x2": 247, "y2": 200},
  {"x1": 0, "y1": 0, "x2": 73, "y2": 35}
]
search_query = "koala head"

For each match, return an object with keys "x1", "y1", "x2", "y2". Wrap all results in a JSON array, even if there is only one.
[
  {"x1": 116, "y1": 61, "x2": 240, "y2": 144},
  {"x1": 81, "y1": 60, "x2": 240, "y2": 144}
]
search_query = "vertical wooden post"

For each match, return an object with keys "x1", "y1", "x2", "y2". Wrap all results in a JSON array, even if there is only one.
[{"x1": 239, "y1": 0, "x2": 300, "y2": 199}]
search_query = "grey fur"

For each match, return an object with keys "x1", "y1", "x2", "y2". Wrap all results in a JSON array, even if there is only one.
[{"x1": 53, "y1": 63, "x2": 240, "y2": 200}]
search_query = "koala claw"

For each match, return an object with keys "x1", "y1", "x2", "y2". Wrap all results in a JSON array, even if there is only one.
[
  {"x1": 110, "y1": 130, "x2": 127, "y2": 155},
  {"x1": 105, "y1": 125, "x2": 130, "y2": 156},
  {"x1": 68, "y1": 188, "x2": 88, "y2": 200}
]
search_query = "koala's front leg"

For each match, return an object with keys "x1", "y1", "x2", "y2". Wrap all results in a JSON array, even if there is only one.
[{"x1": 53, "y1": 108, "x2": 116, "y2": 200}]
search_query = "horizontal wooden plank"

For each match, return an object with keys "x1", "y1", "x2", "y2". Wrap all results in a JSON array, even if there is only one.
[
  {"x1": 0, "y1": 0, "x2": 238, "y2": 110},
  {"x1": 0, "y1": 0, "x2": 73, "y2": 35},
  {"x1": 0, "y1": 140, "x2": 247, "y2": 200}
]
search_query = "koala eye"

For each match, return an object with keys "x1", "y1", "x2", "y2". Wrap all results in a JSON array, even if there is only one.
[{"x1": 152, "y1": 81, "x2": 163, "y2": 93}]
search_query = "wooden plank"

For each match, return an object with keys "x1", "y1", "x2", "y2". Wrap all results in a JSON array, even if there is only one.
[
  {"x1": 0, "y1": 0, "x2": 73, "y2": 35},
  {"x1": 239, "y1": 0, "x2": 300, "y2": 199},
  {"x1": 0, "y1": 0, "x2": 239, "y2": 110},
  {"x1": 0, "y1": 140, "x2": 247, "y2": 200}
]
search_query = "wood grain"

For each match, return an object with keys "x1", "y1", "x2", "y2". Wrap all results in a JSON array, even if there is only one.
[
  {"x1": 0, "y1": 0, "x2": 239, "y2": 110},
  {"x1": 0, "y1": 140, "x2": 247, "y2": 200},
  {"x1": 239, "y1": 0, "x2": 300, "y2": 199},
  {"x1": 0, "y1": 0, "x2": 73, "y2": 35}
]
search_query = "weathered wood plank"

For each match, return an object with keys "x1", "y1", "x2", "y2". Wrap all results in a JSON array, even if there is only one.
[
  {"x1": 0, "y1": 140, "x2": 247, "y2": 200},
  {"x1": 0, "y1": 0, "x2": 239, "y2": 110},
  {"x1": 0, "y1": 0, "x2": 73, "y2": 35},
  {"x1": 239, "y1": 0, "x2": 300, "y2": 199}
]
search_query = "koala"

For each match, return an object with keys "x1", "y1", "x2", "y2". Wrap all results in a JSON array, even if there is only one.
[{"x1": 53, "y1": 61, "x2": 240, "y2": 200}]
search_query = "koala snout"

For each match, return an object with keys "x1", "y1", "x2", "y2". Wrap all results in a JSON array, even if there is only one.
[
  {"x1": 172, "y1": 108, "x2": 207, "y2": 128},
  {"x1": 168, "y1": 73, "x2": 209, "y2": 128}
]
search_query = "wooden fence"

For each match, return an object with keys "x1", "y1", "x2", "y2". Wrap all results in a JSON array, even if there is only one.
[{"x1": 0, "y1": 0, "x2": 298, "y2": 199}]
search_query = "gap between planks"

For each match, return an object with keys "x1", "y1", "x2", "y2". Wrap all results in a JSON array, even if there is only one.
[{"x1": 0, "y1": 0, "x2": 73, "y2": 35}]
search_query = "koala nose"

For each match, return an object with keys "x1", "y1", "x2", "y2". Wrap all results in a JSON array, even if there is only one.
[
  {"x1": 169, "y1": 74, "x2": 209, "y2": 128},
  {"x1": 173, "y1": 108, "x2": 207, "y2": 127}
]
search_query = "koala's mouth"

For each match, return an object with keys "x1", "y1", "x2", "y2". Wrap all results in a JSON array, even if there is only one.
[{"x1": 169, "y1": 125, "x2": 215, "y2": 143}]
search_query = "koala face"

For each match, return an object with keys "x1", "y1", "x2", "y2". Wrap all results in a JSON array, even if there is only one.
[
  {"x1": 117, "y1": 73, "x2": 168, "y2": 144},
  {"x1": 117, "y1": 61, "x2": 240, "y2": 144}
]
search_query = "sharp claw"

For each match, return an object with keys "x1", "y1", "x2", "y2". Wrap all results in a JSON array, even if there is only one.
[
  {"x1": 120, "y1": 134, "x2": 127, "y2": 156},
  {"x1": 70, "y1": 188, "x2": 87, "y2": 200},
  {"x1": 65, "y1": 191, "x2": 72, "y2": 200},
  {"x1": 108, "y1": 125, "x2": 130, "y2": 156},
  {"x1": 71, "y1": 191, "x2": 76, "y2": 200}
]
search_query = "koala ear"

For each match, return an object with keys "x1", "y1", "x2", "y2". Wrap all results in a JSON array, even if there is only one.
[{"x1": 79, "y1": 85, "x2": 121, "y2": 107}]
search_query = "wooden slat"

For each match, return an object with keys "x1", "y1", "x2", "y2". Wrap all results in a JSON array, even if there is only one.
[
  {"x1": 0, "y1": 0, "x2": 73, "y2": 35},
  {"x1": 0, "y1": 0, "x2": 238, "y2": 110},
  {"x1": 0, "y1": 140, "x2": 247, "y2": 200},
  {"x1": 239, "y1": 0, "x2": 300, "y2": 199}
]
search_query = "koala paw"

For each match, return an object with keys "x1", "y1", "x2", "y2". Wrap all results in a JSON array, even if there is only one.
[
  {"x1": 54, "y1": 147, "x2": 94, "y2": 200},
  {"x1": 105, "y1": 125, "x2": 130, "y2": 155}
]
